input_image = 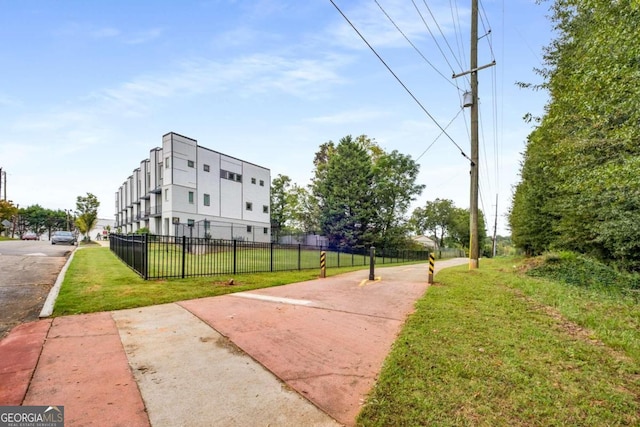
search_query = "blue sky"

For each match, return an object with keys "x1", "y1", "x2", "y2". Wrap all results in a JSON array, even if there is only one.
[{"x1": 0, "y1": 0, "x2": 552, "y2": 235}]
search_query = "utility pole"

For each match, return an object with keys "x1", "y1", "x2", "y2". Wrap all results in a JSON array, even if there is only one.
[
  {"x1": 469, "y1": 0, "x2": 479, "y2": 269},
  {"x1": 0, "y1": 167, "x2": 3, "y2": 200},
  {"x1": 492, "y1": 194, "x2": 498, "y2": 257},
  {"x1": 452, "y1": 0, "x2": 494, "y2": 270}
]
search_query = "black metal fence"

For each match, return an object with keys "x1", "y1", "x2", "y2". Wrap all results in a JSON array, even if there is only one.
[{"x1": 109, "y1": 233, "x2": 444, "y2": 280}]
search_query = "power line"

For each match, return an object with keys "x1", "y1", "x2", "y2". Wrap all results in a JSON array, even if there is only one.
[
  {"x1": 328, "y1": 0, "x2": 471, "y2": 163},
  {"x1": 419, "y1": 0, "x2": 466, "y2": 73},
  {"x1": 410, "y1": 0, "x2": 457, "y2": 76},
  {"x1": 415, "y1": 108, "x2": 464, "y2": 161},
  {"x1": 374, "y1": 0, "x2": 460, "y2": 90},
  {"x1": 449, "y1": 0, "x2": 468, "y2": 74},
  {"x1": 479, "y1": 1, "x2": 496, "y2": 62}
]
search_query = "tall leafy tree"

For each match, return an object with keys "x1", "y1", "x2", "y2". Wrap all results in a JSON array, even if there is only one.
[
  {"x1": 510, "y1": 0, "x2": 640, "y2": 269},
  {"x1": 21, "y1": 205, "x2": 48, "y2": 236},
  {"x1": 289, "y1": 185, "x2": 320, "y2": 233},
  {"x1": 270, "y1": 174, "x2": 293, "y2": 240},
  {"x1": 0, "y1": 200, "x2": 18, "y2": 235},
  {"x1": 372, "y1": 150, "x2": 425, "y2": 248},
  {"x1": 410, "y1": 199, "x2": 456, "y2": 247},
  {"x1": 75, "y1": 193, "x2": 100, "y2": 241},
  {"x1": 315, "y1": 135, "x2": 375, "y2": 250},
  {"x1": 447, "y1": 207, "x2": 488, "y2": 252}
]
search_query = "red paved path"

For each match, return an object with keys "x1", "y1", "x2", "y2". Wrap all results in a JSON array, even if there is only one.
[{"x1": 0, "y1": 259, "x2": 466, "y2": 426}]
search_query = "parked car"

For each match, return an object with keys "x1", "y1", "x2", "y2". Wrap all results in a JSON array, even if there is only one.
[
  {"x1": 51, "y1": 230, "x2": 76, "y2": 245},
  {"x1": 21, "y1": 231, "x2": 38, "y2": 240}
]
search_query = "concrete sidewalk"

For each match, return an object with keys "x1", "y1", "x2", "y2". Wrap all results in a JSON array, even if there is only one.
[{"x1": 0, "y1": 258, "x2": 467, "y2": 426}]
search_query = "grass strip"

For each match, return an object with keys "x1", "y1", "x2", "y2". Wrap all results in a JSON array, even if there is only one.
[{"x1": 358, "y1": 257, "x2": 640, "y2": 426}]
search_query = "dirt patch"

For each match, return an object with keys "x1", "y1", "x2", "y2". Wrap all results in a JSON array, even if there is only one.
[
  {"x1": 215, "y1": 335, "x2": 246, "y2": 356},
  {"x1": 508, "y1": 256, "x2": 545, "y2": 275}
]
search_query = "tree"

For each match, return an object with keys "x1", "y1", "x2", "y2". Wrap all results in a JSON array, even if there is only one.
[
  {"x1": 21, "y1": 205, "x2": 49, "y2": 237},
  {"x1": 0, "y1": 200, "x2": 18, "y2": 235},
  {"x1": 315, "y1": 135, "x2": 375, "y2": 250},
  {"x1": 75, "y1": 193, "x2": 100, "y2": 241},
  {"x1": 410, "y1": 199, "x2": 455, "y2": 247},
  {"x1": 447, "y1": 207, "x2": 487, "y2": 253},
  {"x1": 46, "y1": 210, "x2": 67, "y2": 238},
  {"x1": 270, "y1": 174, "x2": 293, "y2": 241},
  {"x1": 509, "y1": 0, "x2": 640, "y2": 269},
  {"x1": 371, "y1": 150, "x2": 425, "y2": 248},
  {"x1": 289, "y1": 185, "x2": 320, "y2": 234}
]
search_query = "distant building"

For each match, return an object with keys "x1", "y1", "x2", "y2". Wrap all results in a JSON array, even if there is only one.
[
  {"x1": 412, "y1": 235, "x2": 438, "y2": 250},
  {"x1": 87, "y1": 218, "x2": 115, "y2": 241},
  {"x1": 115, "y1": 132, "x2": 271, "y2": 242}
]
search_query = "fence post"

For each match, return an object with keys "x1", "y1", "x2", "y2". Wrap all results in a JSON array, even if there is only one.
[
  {"x1": 134, "y1": 235, "x2": 138, "y2": 275},
  {"x1": 143, "y1": 233, "x2": 148, "y2": 280},
  {"x1": 181, "y1": 235, "x2": 186, "y2": 279},
  {"x1": 270, "y1": 241, "x2": 274, "y2": 272},
  {"x1": 320, "y1": 251, "x2": 326, "y2": 278},
  {"x1": 233, "y1": 239, "x2": 237, "y2": 275},
  {"x1": 298, "y1": 244, "x2": 301, "y2": 270},
  {"x1": 428, "y1": 252, "x2": 435, "y2": 284}
]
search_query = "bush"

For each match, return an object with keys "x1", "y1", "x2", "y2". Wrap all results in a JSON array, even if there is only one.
[{"x1": 526, "y1": 251, "x2": 640, "y2": 294}]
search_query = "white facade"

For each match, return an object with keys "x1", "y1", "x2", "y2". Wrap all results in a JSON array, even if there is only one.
[{"x1": 115, "y1": 132, "x2": 271, "y2": 242}]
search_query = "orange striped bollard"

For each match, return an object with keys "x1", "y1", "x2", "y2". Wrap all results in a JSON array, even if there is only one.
[
  {"x1": 320, "y1": 251, "x2": 326, "y2": 278},
  {"x1": 428, "y1": 253, "x2": 435, "y2": 284}
]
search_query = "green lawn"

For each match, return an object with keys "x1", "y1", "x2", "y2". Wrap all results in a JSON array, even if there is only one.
[
  {"x1": 140, "y1": 242, "x2": 422, "y2": 278},
  {"x1": 357, "y1": 257, "x2": 640, "y2": 426}
]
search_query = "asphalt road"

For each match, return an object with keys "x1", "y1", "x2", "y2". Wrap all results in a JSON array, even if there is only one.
[{"x1": 0, "y1": 240, "x2": 73, "y2": 339}]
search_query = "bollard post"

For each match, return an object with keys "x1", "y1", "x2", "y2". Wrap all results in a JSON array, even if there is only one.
[
  {"x1": 369, "y1": 246, "x2": 375, "y2": 281},
  {"x1": 320, "y1": 251, "x2": 326, "y2": 278},
  {"x1": 428, "y1": 252, "x2": 435, "y2": 284}
]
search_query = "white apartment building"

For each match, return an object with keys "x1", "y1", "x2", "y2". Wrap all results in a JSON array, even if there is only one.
[{"x1": 115, "y1": 132, "x2": 271, "y2": 242}]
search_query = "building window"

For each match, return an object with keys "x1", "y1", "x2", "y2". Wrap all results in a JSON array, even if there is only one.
[
  {"x1": 247, "y1": 225, "x2": 252, "y2": 233},
  {"x1": 220, "y1": 169, "x2": 242, "y2": 183},
  {"x1": 259, "y1": 180, "x2": 265, "y2": 186},
  {"x1": 188, "y1": 160, "x2": 194, "y2": 168},
  {"x1": 251, "y1": 177, "x2": 256, "y2": 184},
  {"x1": 204, "y1": 193, "x2": 210, "y2": 206},
  {"x1": 246, "y1": 202, "x2": 253, "y2": 211},
  {"x1": 204, "y1": 220, "x2": 210, "y2": 232},
  {"x1": 187, "y1": 219, "x2": 195, "y2": 227},
  {"x1": 165, "y1": 189, "x2": 169, "y2": 201},
  {"x1": 203, "y1": 164, "x2": 210, "y2": 172},
  {"x1": 165, "y1": 158, "x2": 170, "y2": 168},
  {"x1": 263, "y1": 227, "x2": 268, "y2": 234},
  {"x1": 188, "y1": 191, "x2": 194, "y2": 204},
  {"x1": 263, "y1": 205, "x2": 269, "y2": 213}
]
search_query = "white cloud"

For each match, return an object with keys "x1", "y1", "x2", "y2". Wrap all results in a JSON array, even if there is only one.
[{"x1": 80, "y1": 52, "x2": 350, "y2": 116}]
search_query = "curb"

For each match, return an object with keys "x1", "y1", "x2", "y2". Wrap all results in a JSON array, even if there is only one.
[{"x1": 39, "y1": 246, "x2": 79, "y2": 318}]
